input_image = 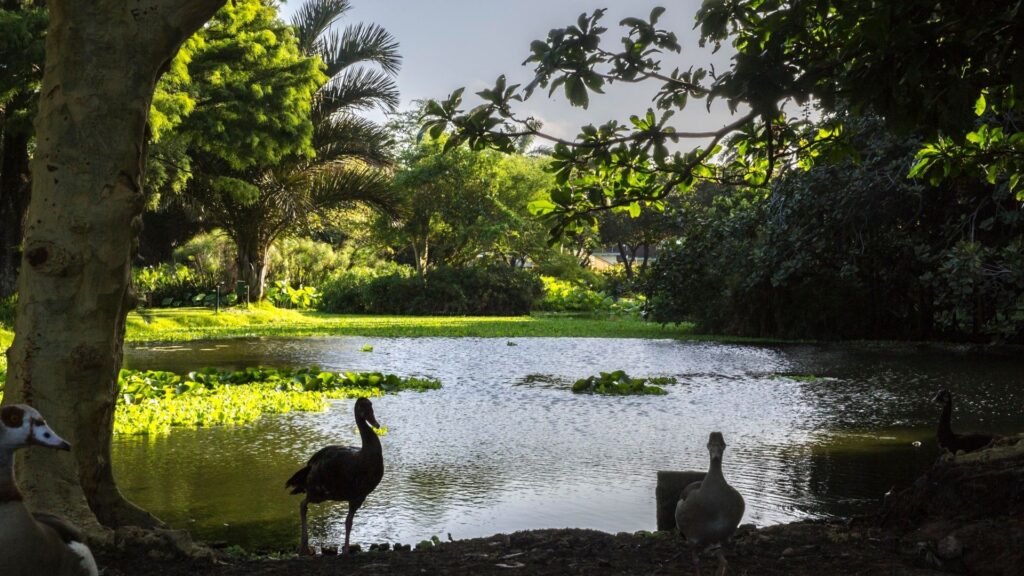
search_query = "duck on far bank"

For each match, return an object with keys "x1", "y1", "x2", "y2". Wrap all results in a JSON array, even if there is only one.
[
  {"x1": 0, "y1": 404, "x2": 99, "y2": 576},
  {"x1": 285, "y1": 397, "x2": 384, "y2": 555},
  {"x1": 932, "y1": 389, "x2": 998, "y2": 454},
  {"x1": 675, "y1": 432, "x2": 745, "y2": 576}
]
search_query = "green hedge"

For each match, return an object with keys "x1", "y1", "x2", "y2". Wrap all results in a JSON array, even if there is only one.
[{"x1": 320, "y1": 265, "x2": 543, "y2": 316}]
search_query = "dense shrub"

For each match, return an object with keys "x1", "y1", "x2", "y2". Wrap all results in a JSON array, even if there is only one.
[
  {"x1": 133, "y1": 263, "x2": 232, "y2": 308},
  {"x1": 0, "y1": 294, "x2": 14, "y2": 329},
  {"x1": 319, "y1": 265, "x2": 543, "y2": 315},
  {"x1": 267, "y1": 237, "x2": 348, "y2": 288},
  {"x1": 537, "y1": 276, "x2": 645, "y2": 317},
  {"x1": 644, "y1": 118, "x2": 1024, "y2": 342}
]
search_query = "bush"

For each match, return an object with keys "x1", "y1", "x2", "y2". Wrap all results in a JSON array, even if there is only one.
[
  {"x1": 173, "y1": 230, "x2": 236, "y2": 283},
  {"x1": 133, "y1": 263, "x2": 233, "y2": 308},
  {"x1": 537, "y1": 276, "x2": 611, "y2": 312},
  {"x1": 267, "y1": 237, "x2": 349, "y2": 289},
  {"x1": 0, "y1": 293, "x2": 14, "y2": 329},
  {"x1": 319, "y1": 265, "x2": 543, "y2": 315}
]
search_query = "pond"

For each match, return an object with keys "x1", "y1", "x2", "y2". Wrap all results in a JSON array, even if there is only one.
[{"x1": 115, "y1": 337, "x2": 1024, "y2": 551}]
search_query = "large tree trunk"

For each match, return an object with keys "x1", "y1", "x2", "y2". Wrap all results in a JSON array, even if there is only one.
[
  {"x1": 1, "y1": 0, "x2": 224, "y2": 533},
  {"x1": 235, "y1": 237, "x2": 270, "y2": 302}
]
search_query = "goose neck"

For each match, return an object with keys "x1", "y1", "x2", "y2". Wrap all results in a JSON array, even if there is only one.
[
  {"x1": 356, "y1": 417, "x2": 381, "y2": 453},
  {"x1": 937, "y1": 398, "x2": 953, "y2": 439},
  {"x1": 705, "y1": 456, "x2": 725, "y2": 483}
]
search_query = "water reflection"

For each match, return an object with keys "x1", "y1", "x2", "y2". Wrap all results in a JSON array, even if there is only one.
[{"x1": 114, "y1": 338, "x2": 1024, "y2": 550}]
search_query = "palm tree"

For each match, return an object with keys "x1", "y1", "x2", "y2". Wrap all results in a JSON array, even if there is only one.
[{"x1": 191, "y1": 0, "x2": 402, "y2": 300}]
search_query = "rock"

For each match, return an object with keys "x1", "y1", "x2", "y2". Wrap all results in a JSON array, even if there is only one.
[
  {"x1": 781, "y1": 547, "x2": 797, "y2": 558},
  {"x1": 936, "y1": 534, "x2": 962, "y2": 560}
]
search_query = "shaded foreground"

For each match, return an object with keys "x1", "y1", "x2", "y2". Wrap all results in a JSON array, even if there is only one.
[{"x1": 94, "y1": 436, "x2": 1023, "y2": 576}]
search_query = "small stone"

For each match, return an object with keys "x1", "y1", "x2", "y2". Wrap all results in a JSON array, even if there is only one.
[
  {"x1": 936, "y1": 535, "x2": 963, "y2": 560},
  {"x1": 781, "y1": 547, "x2": 797, "y2": 558},
  {"x1": 597, "y1": 558, "x2": 611, "y2": 567}
]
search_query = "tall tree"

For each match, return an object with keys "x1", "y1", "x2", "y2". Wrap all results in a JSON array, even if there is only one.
[
  {"x1": 423, "y1": 3, "x2": 1024, "y2": 235},
  {"x1": 163, "y1": 0, "x2": 401, "y2": 300},
  {"x1": 2, "y1": 0, "x2": 225, "y2": 534}
]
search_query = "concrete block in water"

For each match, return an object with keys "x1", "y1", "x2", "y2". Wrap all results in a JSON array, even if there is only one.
[{"x1": 656, "y1": 470, "x2": 706, "y2": 531}]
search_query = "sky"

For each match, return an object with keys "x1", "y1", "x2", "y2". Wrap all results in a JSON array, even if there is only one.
[{"x1": 279, "y1": 0, "x2": 741, "y2": 143}]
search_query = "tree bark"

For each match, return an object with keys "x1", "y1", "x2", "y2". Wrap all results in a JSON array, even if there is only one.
[
  {"x1": 1, "y1": 0, "x2": 225, "y2": 532},
  {"x1": 235, "y1": 237, "x2": 269, "y2": 302}
]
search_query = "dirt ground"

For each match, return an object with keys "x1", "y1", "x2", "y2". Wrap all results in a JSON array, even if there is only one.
[{"x1": 94, "y1": 437, "x2": 1024, "y2": 576}]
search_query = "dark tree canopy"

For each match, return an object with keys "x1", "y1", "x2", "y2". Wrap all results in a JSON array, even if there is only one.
[{"x1": 422, "y1": 1, "x2": 1024, "y2": 237}]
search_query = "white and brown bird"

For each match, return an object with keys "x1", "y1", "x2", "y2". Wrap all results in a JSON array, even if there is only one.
[
  {"x1": 675, "y1": 432, "x2": 745, "y2": 576},
  {"x1": 0, "y1": 404, "x2": 99, "y2": 576}
]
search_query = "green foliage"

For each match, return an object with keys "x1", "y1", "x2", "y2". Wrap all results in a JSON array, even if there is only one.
[
  {"x1": 423, "y1": 2, "x2": 1024, "y2": 244},
  {"x1": 133, "y1": 263, "x2": 234, "y2": 309},
  {"x1": 152, "y1": 0, "x2": 401, "y2": 301},
  {"x1": 538, "y1": 276, "x2": 645, "y2": 317},
  {"x1": 571, "y1": 371, "x2": 673, "y2": 395},
  {"x1": 0, "y1": 4, "x2": 45, "y2": 127},
  {"x1": 265, "y1": 281, "x2": 320, "y2": 309},
  {"x1": 373, "y1": 121, "x2": 555, "y2": 274},
  {"x1": 113, "y1": 366, "x2": 439, "y2": 435},
  {"x1": 152, "y1": 0, "x2": 325, "y2": 168},
  {"x1": 267, "y1": 236, "x2": 349, "y2": 288},
  {"x1": 319, "y1": 265, "x2": 543, "y2": 316},
  {"x1": 0, "y1": 293, "x2": 14, "y2": 329},
  {"x1": 123, "y1": 305, "x2": 689, "y2": 341},
  {"x1": 645, "y1": 117, "x2": 1024, "y2": 342}
]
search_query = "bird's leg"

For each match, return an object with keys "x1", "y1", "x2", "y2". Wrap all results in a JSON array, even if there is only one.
[
  {"x1": 342, "y1": 505, "x2": 357, "y2": 554},
  {"x1": 298, "y1": 498, "x2": 314, "y2": 556},
  {"x1": 715, "y1": 547, "x2": 728, "y2": 576},
  {"x1": 691, "y1": 549, "x2": 701, "y2": 576}
]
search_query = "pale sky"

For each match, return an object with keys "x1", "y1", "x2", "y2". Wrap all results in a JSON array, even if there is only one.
[{"x1": 280, "y1": 0, "x2": 740, "y2": 144}]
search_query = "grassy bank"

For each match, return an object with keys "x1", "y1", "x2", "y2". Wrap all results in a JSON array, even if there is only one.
[{"x1": 125, "y1": 306, "x2": 694, "y2": 342}]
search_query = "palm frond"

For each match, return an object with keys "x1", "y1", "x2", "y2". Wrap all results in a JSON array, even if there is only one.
[
  {"x1": 291, "y1": 0, "x2": 353, "y2": 54},
  {"x1": 313, "y1": 114, "x2": 395, "y2": 166},
  {"x1": 318, "y1": 23, "x2": 401, "y2": 77},
  {"x1": 308, "y1": 164, "x2": 402, "y2": 218},
  {"x1": 316, "y1": 67, "x2": 400, "y2": 115}
]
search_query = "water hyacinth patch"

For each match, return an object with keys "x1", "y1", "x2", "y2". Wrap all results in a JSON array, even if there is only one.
[
  {"x1": 571, "y1": 370, "x2": 674, "y2": 395},
  {"x1": 110, "y1": 366, "x2": 440, "y2": 435}
]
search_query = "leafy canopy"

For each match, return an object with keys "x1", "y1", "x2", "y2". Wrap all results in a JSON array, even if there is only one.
[{"x1": 422, "y1": 2, "x2": 1024, "y2": 238}]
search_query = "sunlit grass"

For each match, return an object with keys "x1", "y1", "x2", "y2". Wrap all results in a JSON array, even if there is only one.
[{"x1": 125, "y1": 305, "x2": 695, "y2": 342}]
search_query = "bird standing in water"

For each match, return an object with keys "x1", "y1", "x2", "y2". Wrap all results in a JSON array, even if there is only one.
[
  {"x1": 932, "y1": 389, "x2": 997, "y2": 454},
  {"x1": 286, "y1": 397, "x2": 384, "y2": 555}
]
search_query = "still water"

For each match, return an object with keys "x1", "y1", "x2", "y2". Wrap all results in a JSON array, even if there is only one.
[{"x1": 114, "y1": 337, "x2": 1024, "y2": 551}]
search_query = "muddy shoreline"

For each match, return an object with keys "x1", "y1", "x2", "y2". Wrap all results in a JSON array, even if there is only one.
[{"x1": 94, "y1": 436, "x2": 1024, "y2": 576}]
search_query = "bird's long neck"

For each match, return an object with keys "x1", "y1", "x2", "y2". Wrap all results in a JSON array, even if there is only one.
[
  {"x1": 705, "y1": 455, "x2": 725, "y2": 486},
  {"x1": 0, "y1": 448, "x2": 22, "y2": 503},
  {"x1": 356, "y1": 417, "x2": 381, "y2": 455},
  {"x1": 937, "y1": 397, "x2": 954, "y2": 442}
]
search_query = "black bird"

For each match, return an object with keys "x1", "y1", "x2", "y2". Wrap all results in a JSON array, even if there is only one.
[
  {"x1": 285, "y1": 397, "x2": 384, "y2": 555},
  {"x1": 932, "y1": 389, "x2": 997, "y2": 454}
]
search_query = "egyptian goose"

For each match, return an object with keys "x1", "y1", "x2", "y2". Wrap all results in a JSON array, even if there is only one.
[
  {"x1": 675, "y1": 432, "x2": 745, "y2": 576},
  {"x1": 285, "y1": 397, "x2": 384, "y2": 555},
  {"x1": 933, "y1": 389, "x2": 997, "y2": 454},
  {"x1": 0, "y1": 404, "x2": 98, "y2": 576}
]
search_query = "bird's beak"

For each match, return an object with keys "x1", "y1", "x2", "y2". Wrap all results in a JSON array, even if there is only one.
[
  {"x1": 29, "y1": 422, "x2": 71, "y2": 451},
  {"x1": 368, "y1": 414, "x2": 381, "y2": 429}
]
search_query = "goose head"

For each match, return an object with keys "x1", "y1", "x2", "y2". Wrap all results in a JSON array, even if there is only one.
[
  {"x1": 932, "y1": 389, "x2": 951, "y2": 404},
  {"x1": 0, "y1": 405, "x2": 71, "y2": 453},
  {"x1": 707, "y1": 431, "x2": 727, "y2": 465},
  {"x1": 354, "y1": 398, "x2": 380, "y2": 428}
]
